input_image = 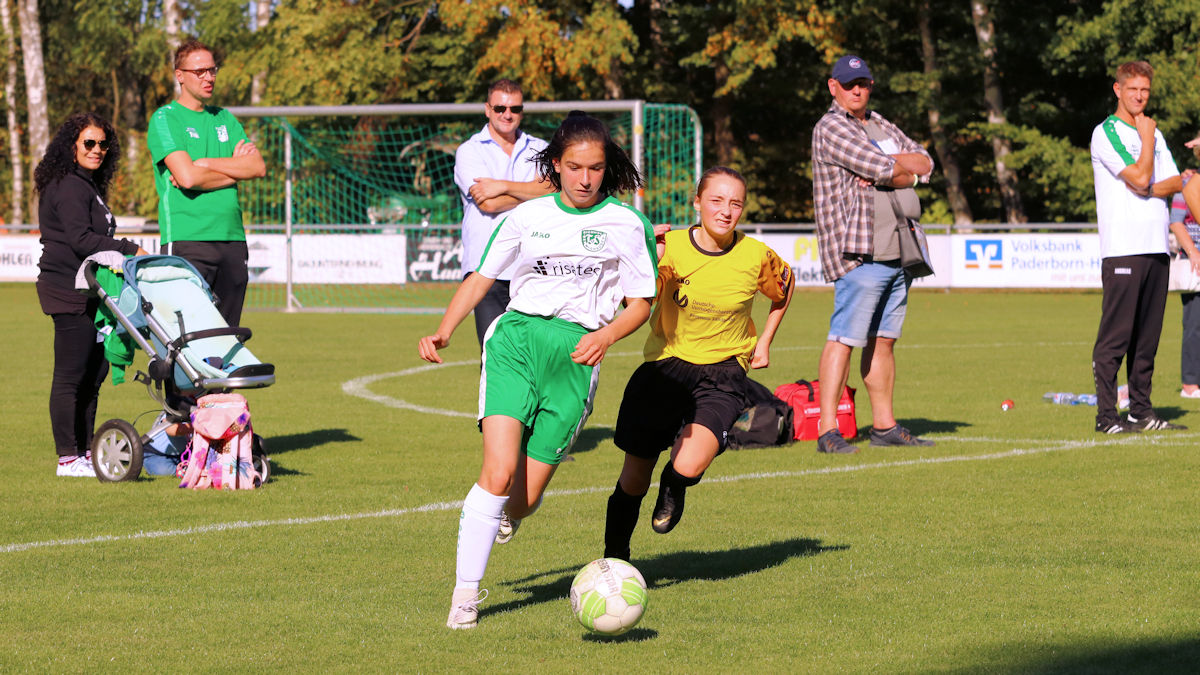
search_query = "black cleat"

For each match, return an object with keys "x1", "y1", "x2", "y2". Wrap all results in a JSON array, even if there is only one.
[{"x1": 651, "y1": 481, "x2": 686, "y2": 534}]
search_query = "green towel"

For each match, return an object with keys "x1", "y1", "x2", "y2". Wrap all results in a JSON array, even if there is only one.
[{"x1": 93, "y1": 265, "x2": 136, "y2": 385}]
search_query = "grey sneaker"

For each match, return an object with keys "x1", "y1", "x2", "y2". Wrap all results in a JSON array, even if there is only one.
[
  {"x1": 1126, "y1": 414, "x2": 1187, "y2": 431},
  {"x1": 446, "y1": 588, "x2": 488, "y2": 630},
  {"x1": 816, "y1": 429, "x2": 857, "y2": 454},
  {"x1": 495, "y1": 512, "x2": 520, "y2": 544},
  {"x1": 869, "y1": 425, "x2": 935, "y2": 447}
]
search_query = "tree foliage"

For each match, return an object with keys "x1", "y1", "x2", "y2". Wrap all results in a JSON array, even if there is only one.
[{"x1": 5, "y1": 0, "x2": 1200, "y2": 224}]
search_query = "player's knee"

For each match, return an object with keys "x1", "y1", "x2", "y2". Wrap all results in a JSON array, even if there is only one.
[{"x1": 477, "y1": 467, "x2": 514, "y2": 496}]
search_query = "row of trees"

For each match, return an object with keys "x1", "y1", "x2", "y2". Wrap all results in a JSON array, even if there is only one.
[{"x1": 3, "y1": 0, "x2": 1200, "y2": 225}]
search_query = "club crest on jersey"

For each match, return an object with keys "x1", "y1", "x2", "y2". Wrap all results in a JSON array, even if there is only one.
[
  {"x1": 216, "y1": 125, "x2": 229, "y2": 143},
  {"x1": 581, "y1": 230, "x2": 607, "y2": 252}
]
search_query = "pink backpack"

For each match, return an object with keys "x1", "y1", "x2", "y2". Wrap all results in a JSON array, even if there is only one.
[{"x1": 178, "y1": 393, "x2": 262, "y2": 490}]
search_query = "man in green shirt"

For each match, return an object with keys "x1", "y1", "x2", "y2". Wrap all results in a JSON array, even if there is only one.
[{"x1": 147, "y1": 39, "x2": 266, "y2": 326}]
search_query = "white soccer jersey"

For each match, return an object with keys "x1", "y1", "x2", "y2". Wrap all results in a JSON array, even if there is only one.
[
  {"x1": 477, "y1": 193, "x2": 658, "y2": 330},
  {"x1": 1091, "y1": 115, "x2": 1179, "y2": 258}
]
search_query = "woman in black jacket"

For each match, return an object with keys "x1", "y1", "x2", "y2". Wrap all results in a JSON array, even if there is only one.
[{"x1": 36, "y1": 112, "x2": 146, "y2": 477}]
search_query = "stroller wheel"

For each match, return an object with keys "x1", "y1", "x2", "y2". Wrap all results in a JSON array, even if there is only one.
[
  {"x1": 92, "y1": 419, "x2": 144, "y2": 482},
  {"x1": 252, "y1": 433, "x2": 270, "y2": 484}
]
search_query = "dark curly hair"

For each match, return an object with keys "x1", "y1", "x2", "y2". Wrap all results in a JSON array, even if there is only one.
[
  {"x1": 34, "y1": 112, "x2": 121, "y2": 198},
  {"x1": 534, "y1": 111, "x2": 643, "y2": 198}
]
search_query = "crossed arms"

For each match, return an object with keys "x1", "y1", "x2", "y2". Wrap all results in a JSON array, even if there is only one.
[
  {"x1": 467, "y1": 176, "x2": 554, "y2": 214},
  {"x1": 163, "y1": 139, "x2": 266, "y2": 191}
]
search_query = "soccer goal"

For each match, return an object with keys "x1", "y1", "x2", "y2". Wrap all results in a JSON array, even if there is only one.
[{"x1": 227, "y1": 101, "x2": 702, "y2": 312}]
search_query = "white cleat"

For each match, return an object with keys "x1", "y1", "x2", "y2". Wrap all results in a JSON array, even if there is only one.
[
  {"x1": 446, "y1": 588, "x2": 488, "y2": 630},
  {"x1": 495, "y1": 512, "x2": 521, "y2": 544}
]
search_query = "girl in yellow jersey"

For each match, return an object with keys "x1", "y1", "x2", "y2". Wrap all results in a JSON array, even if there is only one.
[{"x1": 605, "y1": 167, "x2": 795, "y2": 562}]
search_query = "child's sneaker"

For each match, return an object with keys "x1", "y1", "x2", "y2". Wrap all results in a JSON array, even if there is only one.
[
  {"x1": 56, "y1": 456, "x2": 96, "y2": 478},
  {"x1": 446, "y1": 588, "x2": 488, "y2": 630}
]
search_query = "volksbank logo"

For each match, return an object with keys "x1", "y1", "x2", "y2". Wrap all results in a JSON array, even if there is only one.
[
  {"x1": 532, "y1": 259, "x2": 603, "y2": 277},
  {"x1": 965, "y1": 239, "x2": 1003, "y2": 269}
]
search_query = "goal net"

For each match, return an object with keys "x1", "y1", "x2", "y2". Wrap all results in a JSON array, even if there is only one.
[{"x1": 229, "y1": 102, "x2": 701, "y2": 312}]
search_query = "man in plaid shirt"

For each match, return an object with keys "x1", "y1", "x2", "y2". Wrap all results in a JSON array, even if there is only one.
[{"x1": 810, "y1": 55, "x2": 935, "y2": 454}]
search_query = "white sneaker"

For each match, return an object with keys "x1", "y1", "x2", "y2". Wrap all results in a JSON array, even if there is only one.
[
  {"x1": 1181, "y1": 388, "x2": 1200, "y2": 399},
  {"x1": 495, "y1": 512, "x2": 521, "y2": 544},
  {"x1": 56, "y1": 456, "x2": 96, "y2": 478},
  {"x1": 446, "y1": 588, "x2": 487, "y2": 630}
]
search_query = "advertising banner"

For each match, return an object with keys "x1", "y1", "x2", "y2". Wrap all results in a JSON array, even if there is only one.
[
  {"x1": 0, "y1": 230, "x2": 1110, "y2": 289},
  {"x1": 755, "y1": 232, "x2": 953, "y2": 288},
  {"x1": 0, "y1": 234, "x2": 409, "y2": 284},
  {"x1": 405, "y1": 228, "x2": 464, "y2": 283},
  {"x1": 952, "y1": 233, "x2": 1102, "y2": 288}
]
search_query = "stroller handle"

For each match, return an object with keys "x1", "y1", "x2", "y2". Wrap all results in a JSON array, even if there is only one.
[
  {"x1": 82, "y1": 261, "x2": 102, "y2": 296},
  {"x1": 170, "y1": 326, "x2": 253, "y2": 352}
]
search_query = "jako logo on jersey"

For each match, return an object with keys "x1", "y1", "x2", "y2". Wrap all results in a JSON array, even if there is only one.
[
  {"x1": 186, "y1": 127, "x2": 200, "y2": 139},
  {"x1": 532, "y1": 259, "x2": 604, "y2": 277},
  {"x1": 216, "y1": 125, "x2": 229, "y2": 143},
  {"x1": 530, "y1": 231, "x2": 551, "y2": 239},
  {"x1": 673, "y1": 288, "x2": 689, "y2": 308},
  {"x1": 672, "y1": 277, "x2": 689, "y2": 307},
  {"x1": 581, "y1": 230, "x2": 607, "y2": 252}
]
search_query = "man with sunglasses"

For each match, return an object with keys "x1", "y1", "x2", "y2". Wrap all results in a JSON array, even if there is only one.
[
  {"x1": 810, "y1": 54, "x2": 935, "y2": 454},
  {"x1": 147, "y1": 38, "x2": 265, "y2": 327},
  {"x1": 454, "y1": 79, "x2": 553, "y2": 346}
]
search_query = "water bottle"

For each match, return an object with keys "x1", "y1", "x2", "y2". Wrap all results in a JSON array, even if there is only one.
[
  {"x1": 1075, "y1": 394, "x2": 1098, "y2": 406},
  {"x1": 1043, "y1": 392, "x2": 1079, "y2": 405}
]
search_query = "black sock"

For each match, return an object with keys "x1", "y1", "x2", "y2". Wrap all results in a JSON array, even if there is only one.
[
  {"x1": 662, "y1": 460, "x2": 703, "y2": 488},
  {"x1": 604, "y1": 481, "x2": 645, "y2": 561}
]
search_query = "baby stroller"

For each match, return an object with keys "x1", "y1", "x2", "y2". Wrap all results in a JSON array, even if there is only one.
[{"x1": 82, "y1": 254, "x2": 274, "y2": 483}]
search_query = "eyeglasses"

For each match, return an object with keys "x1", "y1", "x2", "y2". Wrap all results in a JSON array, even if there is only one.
[
  {"x1": 491, "y1": 104, "x2": 524, "y2": 115},
  {"x1": 81, "y1": 139, "x2": 111, "y2": 152},
  {"x1": 838, "y1": 79, "x2": 873, "y2": 91},
  {"x1": 180, "y1": 66, "x2": 220, "y2": 78}
]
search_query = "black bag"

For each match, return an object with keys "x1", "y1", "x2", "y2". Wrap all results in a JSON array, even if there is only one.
[{"x1": 727, "y1": 378, "x2": 794, "y2": 449}]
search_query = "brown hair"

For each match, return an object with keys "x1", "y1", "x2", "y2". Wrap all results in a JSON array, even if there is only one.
[
  {"x1": 533, "y1": 111, "x2": 643, "y2": 196},
  {"x1": 695, "y1": 166, "x2": 747, "y2": 198},
  {"x1": 174, "y1": 38, "x2": 215, "y2": 70},
  {"x1": 487, "y1": 79, "x2": 523, "y2": 100},
  {"x1": 1116, "y1": 61, "x2": 1154, "y2": 83}
]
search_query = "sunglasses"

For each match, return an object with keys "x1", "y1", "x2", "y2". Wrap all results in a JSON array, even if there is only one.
[
  {"x1": 491, "y1": 104, "x2": 524, "y2": 115},
  {"x1": 838, "y1": 79, "x2": 873, "y2": 91},
  {"x1": 81, "y1": 139, "x2": 111, "y2": 151},
  {"x1": 180, "y1": 66, "x2": 220, "y2": 78}
]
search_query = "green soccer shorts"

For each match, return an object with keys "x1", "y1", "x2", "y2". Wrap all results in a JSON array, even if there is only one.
[{"x1": 480, "y1": 311, "x2": 600, "y2": 465}]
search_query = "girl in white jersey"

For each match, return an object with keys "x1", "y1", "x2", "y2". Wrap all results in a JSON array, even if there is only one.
[{"x1": 418, "y1": 112, "x2": 659, "y2": 630}]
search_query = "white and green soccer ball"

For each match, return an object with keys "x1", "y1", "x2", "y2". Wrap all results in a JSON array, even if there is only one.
[{"x1": 569, "y1": 558, "x2": 648, "y2": 635}]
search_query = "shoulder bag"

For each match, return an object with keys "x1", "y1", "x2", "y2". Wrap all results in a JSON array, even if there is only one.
[{"x1": 887, "y1": 189, "x2": 934, "y2": 278}]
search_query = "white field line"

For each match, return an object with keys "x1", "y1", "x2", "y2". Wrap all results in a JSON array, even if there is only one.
[{"x1": 5, "y1": 432, "x2": 1191, "y2": 555}]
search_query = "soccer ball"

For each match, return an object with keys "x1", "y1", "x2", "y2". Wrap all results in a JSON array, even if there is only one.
[{"x1": 569, "y1": 558, "x2": 648, "y2": 635}]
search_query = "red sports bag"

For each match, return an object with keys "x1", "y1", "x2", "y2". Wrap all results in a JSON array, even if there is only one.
[{"x1": 773, "y1": 379, "x2": 857, "y2": 441}]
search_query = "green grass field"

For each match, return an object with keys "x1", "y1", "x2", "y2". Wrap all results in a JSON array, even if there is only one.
[{"x1": 2, "y1": 283, "x2": 1197, "y2": 673}]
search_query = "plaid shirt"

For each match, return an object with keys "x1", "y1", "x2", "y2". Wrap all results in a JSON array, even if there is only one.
[{"x1": 811, "y1": 102, "x2": 932, "y2": 282}]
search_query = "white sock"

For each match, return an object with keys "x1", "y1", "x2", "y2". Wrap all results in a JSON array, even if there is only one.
[{"x1": 455, "y1": 483, "x2": 508, "y2": 590}]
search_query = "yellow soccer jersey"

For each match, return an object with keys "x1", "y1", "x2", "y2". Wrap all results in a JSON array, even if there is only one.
[{"x1": 643, "y1": 227, "x2": 792, "y2": 368}]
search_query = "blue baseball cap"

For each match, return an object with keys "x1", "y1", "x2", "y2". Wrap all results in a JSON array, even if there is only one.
[{"x1": 831, "y1": 55, "x2": 873, "y2": 84}]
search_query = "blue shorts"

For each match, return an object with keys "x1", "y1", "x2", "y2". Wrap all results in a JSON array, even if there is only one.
[{"x1": 827, "y1": 261, "x2": 910, "y2": 348}]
